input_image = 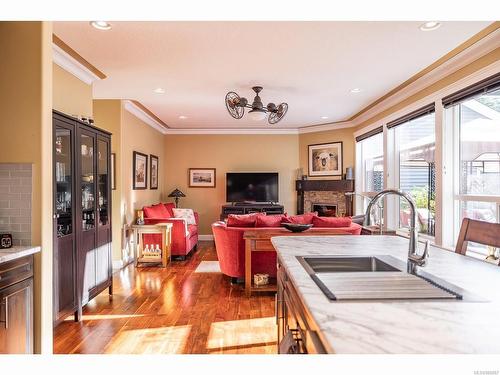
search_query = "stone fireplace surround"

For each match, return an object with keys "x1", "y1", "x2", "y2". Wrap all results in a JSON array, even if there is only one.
[{"x1": 296, "y1": 179, "x2": 354, "y2": 217}]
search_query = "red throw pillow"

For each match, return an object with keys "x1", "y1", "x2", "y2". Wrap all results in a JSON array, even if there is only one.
[
  {"x1": 312, "y1": 216, "x2": 352, "y2": 228},
  {"x1": 282, "y1": 212, "x2": 318, "y2": 225},
  {"x1": 163, "y1": 202, "x2": 175, "y2": 217},
  {"x1": 255, "y1": 214, "x2": 287, "y2": 228},
  {"x1": 143, "y1": 203, "x2": 170, "y2": 219},
  {"x1": 226, "y1": 212, "x2": 266, "y2": 227}
]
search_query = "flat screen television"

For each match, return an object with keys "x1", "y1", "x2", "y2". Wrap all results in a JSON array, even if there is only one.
[{"x1": 226, "y1": 172, "x2": 279, "y2": 203}]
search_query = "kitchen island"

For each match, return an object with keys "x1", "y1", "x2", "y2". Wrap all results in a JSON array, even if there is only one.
[{"x1": 272, "y1": 235, "x2": 500, "y2": 354}]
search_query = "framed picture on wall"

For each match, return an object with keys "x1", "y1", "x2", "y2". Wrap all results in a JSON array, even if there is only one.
[
  {"x1": 188, "y1": 168, "x2": 216, "y2": 188},
  {"x1": 111, "y1": 153, "x2": 116, "y2": 190},
  {"x1": 150, "y1": 154, "x2": 159, "y2": 190},
  {"x1": 308, "y1": 141, "x2": 343, "y2": 177},
  {"x1": 133, "y1": 151, "x2": 148, "y2": 190}
]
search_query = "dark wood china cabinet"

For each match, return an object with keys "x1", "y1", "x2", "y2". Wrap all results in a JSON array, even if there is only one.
[{"x1": 53, "y1": 110, "x2": 112, "y2": 326}]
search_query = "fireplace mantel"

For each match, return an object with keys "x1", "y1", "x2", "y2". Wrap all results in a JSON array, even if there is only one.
[
  {"x1": 296, "y1": 179, "x2": 354, "y2": 216},
  {"x1": 296, "y1": 179, "x2": 354, "y2": 193}
]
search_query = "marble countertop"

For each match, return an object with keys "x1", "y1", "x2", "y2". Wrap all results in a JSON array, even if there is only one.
[
  {"x1": 0, "y1": 246, "x2": 41, "y2": 264},
  {"x1": 271, "y1": 235, "x2": 500, "y2": 354}
]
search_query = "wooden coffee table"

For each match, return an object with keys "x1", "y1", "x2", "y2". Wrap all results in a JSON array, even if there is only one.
[{"x1": 243, "y1": 228, "x2": 351, "y2": 297}]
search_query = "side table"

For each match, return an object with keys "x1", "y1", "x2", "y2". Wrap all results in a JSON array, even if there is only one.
[
  {"x1": 132, "y1": 223, "x2": 172, "y2": 267},
  {"x1": 243, "y1": 228, "x2": 351, "y2": 297}
]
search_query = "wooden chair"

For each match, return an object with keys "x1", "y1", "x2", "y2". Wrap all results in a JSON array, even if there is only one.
[{"x1": 455, "y1": 218, "x2": 500, "y2": 264}]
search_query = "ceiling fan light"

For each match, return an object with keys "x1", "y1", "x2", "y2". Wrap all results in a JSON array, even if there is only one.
[{"x1": 248, "y1": 109, "x2": 267, "y2": 121}]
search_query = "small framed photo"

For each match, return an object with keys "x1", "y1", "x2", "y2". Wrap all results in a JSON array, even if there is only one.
[
  {"x1": 111, "y1": 153, "x2": 116, "y2": 190},
  {"x1": 189, "y1": 168, "x2": 216, "y2": 188},
  {"x1": 308, "y1": 141, "x2": 343, "y2": 177},
  {"x1": 133, "y1": 151, "x2": 148, "y2": 190},
  {"x1": 150, "y1": 154, "x2": 159, "y2": 190}
]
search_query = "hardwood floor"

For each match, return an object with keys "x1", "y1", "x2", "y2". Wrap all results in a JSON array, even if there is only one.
[{"x1": 53, "y1": 241, "x2": 277, "y2": 354}]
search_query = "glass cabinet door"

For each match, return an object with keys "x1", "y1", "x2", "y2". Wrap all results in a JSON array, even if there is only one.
[
  {"x1": 97, "y1": 139, "x2": 109, "y2": 226},
  {"x1": 81, "y1": 134, "x2": 95, "y2": 230},
  {"x1": 55, "y1": 128, "x2": 73, "y2": 237}
]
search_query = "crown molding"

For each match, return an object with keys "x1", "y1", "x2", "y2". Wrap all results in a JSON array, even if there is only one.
[
  {"x1": 52, "y1": 43, "x2": 102, "y2": 85},
  {"x1": 163, "y1": 26, "x2": 499, "y2": 136},
  {"x1": 123, "y1": 100, "x2": 169, "y2": 135},
  {"x1": 353, "y1": 59, "x2": 500, "y2": 138},
  {"x1": 348, "y1": 27, "x2": 500, "y2": 129},
  {"x1": 298, "y1": 121, "x2": 352, "y2": 134},
  {"x1": 164, "y1": 127, "x2": 299, "y2": 135}
]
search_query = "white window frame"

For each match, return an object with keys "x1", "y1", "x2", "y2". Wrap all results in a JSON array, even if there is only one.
[
  {"x1": 354, "y1": 133, "x2": 384, "y2": 216},
  {"x1": 447, "y1": 100, "x2": 500, "y2": 250},
  {"x1": 353, "y1": 61, "x2": 500, "y2": 249}
]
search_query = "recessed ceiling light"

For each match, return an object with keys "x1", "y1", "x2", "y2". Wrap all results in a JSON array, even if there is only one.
[
  {"x1": 350, "y1": 88, "x2": 362, "y2": 93},
  {"x1": 419, "y1": 21, "x2": 441, "y2": 31},
  {"x1": 153, "y1": 87, "x2": 166, "y2": 94},
  {"x1": 321, "y1": 116, "x2": 329, "y2": 120},
  {"x1": 179, "y1": 115, "x2": 188, "y2": 120},
  {"x1": 90, "y1": 21, "x2": 112, "y2": 31}
]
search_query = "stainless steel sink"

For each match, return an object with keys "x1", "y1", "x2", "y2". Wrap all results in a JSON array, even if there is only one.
[
  {"x1": 296, "y1": 255, "x2": 472, "y2": 302},
  {"x1": 301, "y1": 256, "x2": 401, "y2": 273}
]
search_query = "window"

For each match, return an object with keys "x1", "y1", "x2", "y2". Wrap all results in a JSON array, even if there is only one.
[
  {"x1": 450, "y1": 87, "x2": 500, "y2": 256},
  {"x1": 355, "y1": 128, "x2": 384, "y2": 215},
  {"x1": 391, "y1": 110, "x2": 436, "y2": 236}
]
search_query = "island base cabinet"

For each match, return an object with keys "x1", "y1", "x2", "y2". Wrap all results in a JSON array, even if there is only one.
[
  {"x1": 0, "y1": 277, "x2": 33, "y2": 354},
  {"x1": 277, "y1": 260, "x2": 327, "y2": 354}
]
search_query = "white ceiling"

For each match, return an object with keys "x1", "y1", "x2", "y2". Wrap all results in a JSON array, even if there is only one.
[{"x1": 53, "y1": 21, "x2": 491, "y2": 129}]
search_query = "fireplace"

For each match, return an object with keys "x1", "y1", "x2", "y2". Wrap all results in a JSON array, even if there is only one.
[
  {"x1": 312, "y1": 203, "x2": 338, "y2": 217},
  {"x1": 295, "y1": 179, "x2": 354, "y2": 216}
]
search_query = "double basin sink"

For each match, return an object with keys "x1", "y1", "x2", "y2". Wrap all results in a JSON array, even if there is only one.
[{"x1": 297, "y1": 255, "x2": 469, "y2": 301}]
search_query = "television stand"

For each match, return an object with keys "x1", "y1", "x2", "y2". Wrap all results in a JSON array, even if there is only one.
[{"x1": 221, "y1": 203, "x2": 285, "y2": 220}]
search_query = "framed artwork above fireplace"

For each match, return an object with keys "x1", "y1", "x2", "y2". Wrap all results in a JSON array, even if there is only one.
[{"x1": 308, "y1": 141, "x2": 343, "y2": 177}]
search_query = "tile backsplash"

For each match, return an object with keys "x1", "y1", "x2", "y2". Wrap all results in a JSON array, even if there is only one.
[{"x1": 0, "y1": 163, "x2": 32, "y2": 246}]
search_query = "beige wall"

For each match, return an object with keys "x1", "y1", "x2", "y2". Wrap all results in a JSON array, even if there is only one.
[
  {"x1": 164, "y1": 134, "x2": 299, "y2": 235},
  {"x1": 299, "y1": 128, "x2": 355, "y2": 180},
  {"x1": 121, "y1": 105, "x2": 166, "y2": 230},
  {"x1": 93, "y1": 100, "x2": 122, "y2": 261},
  {"x1": 0, "y1": 21, "x2": 53, "y2": 354},
  {"x1": 53, "y1": 63, "x2": 93, "y2": 118},
  {"x1": 93, "y1": 100, "x2": 167, "y2": 262}
]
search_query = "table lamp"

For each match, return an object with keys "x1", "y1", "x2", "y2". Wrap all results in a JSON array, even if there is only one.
[{"x1": 168, "y1": 188, "x2": 186, "y2": 208}]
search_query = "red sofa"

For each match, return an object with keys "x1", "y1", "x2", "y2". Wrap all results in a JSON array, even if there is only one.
[
  {"x1": 142, "y1": 202, "x2": 199, "y2": 259},
  {"x1": 212, "y1": 214, "x2": 362, "y2": 280}
]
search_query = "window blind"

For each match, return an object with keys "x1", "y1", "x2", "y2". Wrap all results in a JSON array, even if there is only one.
[
  {"x1": 355, "y1": 126, "x2": 383, "y2": 142},
  {"x1": 442, "y1": 72, "x2": 500, "y2": 108},
  {"x1": 386, "y1": 103, "x2": 435, "y2": 129}
]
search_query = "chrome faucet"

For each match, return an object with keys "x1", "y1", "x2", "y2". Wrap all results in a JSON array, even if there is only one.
[{"x1": 363, "y1": 189, "x2": 429, "y2": 273}]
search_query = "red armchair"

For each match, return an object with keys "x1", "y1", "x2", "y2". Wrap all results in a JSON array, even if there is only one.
[{"x1": 142, "y1": 203, "x2": 199, "y2": 259}]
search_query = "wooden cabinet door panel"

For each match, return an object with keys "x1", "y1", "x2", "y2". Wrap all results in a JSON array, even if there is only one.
[
  {"x1": 0, "y1": 278, "x2": 33, "y2": 354},
  {"x1": 54, "y1": 234, "x2": 77, "y2": 321},
  {"x1": 95, "y1": 243, "x2": 110, "y2": 286}
]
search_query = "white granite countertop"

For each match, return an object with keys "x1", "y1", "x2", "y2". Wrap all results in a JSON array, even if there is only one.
[
  {"x1": 271, "y1": 235, "x2": 500, "y2": 354},
  {"x1": 0, "y1": 246, "x2": 41, "y2": 264}
]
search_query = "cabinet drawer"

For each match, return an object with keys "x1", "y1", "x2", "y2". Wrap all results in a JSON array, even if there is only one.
[{"x1": 0, "y1": 256, "x2": 34, "y2": 290}]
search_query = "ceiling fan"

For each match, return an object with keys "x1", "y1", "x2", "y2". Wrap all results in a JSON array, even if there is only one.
[{"x1": 225, "y1": 86, "x2": 288, "y2": 124}]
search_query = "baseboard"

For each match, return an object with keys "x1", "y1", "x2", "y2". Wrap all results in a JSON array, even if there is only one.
[
  {"x1": 112, "y1": 259, "x2": 124, "y2": 270},
  {"x1": 198, "y1": 234, "x2": 214, "y2": 241}
]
